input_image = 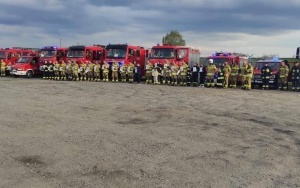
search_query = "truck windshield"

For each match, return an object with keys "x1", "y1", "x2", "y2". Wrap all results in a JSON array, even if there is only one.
[
  {"x1": 150, "y1": 48, "x2": 175, "y2": 59},
  {"x1": 67, "y1": 50, "x2": 84, "y2": 58},
  {"x1": 40, "y1": 50, "x2": 56, "y2": 58},
  {"x1": 106, "y1": 49, "x2": 126, "y2": 58},
  {"x1": 0, "y1": 51, "x2": 6, "y2": 59},
  {"x1": 17, "y1": 57, "x2": 31, "y2": 63},
  {"x1": 255, "y1": 62, "x2": 279, "y2": 70},
  {"x1": 204, "y1": 58, "x2": 230, "y2": 67}
]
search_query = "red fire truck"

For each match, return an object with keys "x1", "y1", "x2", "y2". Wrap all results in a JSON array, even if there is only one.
[
  {"x1": 10, "y1": 54, "x2": 40, "y2": 78},
  {"x1": 0, "y1": 47, "x2": 37, "y2": 74},
  {"x1": 39, "y1": 46, "x2": 68, "y2": 71},
  {"x1": 104, "y1": 44, "x2": 146, "y2": 75},
  {"x1": 149, "y1": 44, "x2": 200, "y2": 67},
  {"x1": 204, "y1": 52, "x2": 249, "y2": 68},
  {"x1": 66, "y1": 45, "x2": 105, "y2": 65}
]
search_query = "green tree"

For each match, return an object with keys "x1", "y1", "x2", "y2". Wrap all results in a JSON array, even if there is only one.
[{"x1": 162, "y1": 30, "x2": 186, "y2": 46}]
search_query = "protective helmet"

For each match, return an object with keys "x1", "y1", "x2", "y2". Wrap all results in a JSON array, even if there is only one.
[{"x1": 209, "y1": 59, "x2": 213, "y2": 64}]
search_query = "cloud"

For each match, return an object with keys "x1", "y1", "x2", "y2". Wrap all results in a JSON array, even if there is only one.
[{"x1": 0, "y1": 0, "x2": 299, "y2": 57}]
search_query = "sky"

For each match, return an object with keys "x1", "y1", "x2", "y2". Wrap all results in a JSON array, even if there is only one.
[{"x1": 0, "y1": 0, "x2": 299, "y2": 57}]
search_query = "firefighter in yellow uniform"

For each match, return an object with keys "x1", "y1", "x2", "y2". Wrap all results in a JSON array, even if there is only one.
[
  {"x1": 240, "y1": 63, "x2": 248, "y2": 89},
  {"x1": 111, "y1": 60, "x2": 119, "y2": 82},
  {"x1": 127, "y1": 62, "x2": 135, "y2": 83},
  {"x1": 206, "y1": 59, "x2": 217, "y2": 87},
  {"x1": 94, "y1": 62, "x2": 101, "y2": 82},
  {"x1": 145, "y1": 60, "x2": 153, "y2": 84},
  {"x1": 80, "y1": 62, "x2": 87, "y2": 81},
  {"x1": 244, "y1": 62, "x2": 253, "y2": 90},
  {"x1": 223, "y1": 62, "x2": 231, "y2": 88},
  {"x1": 230, "y1": 62, "x2": 239, "y2": 88},
  {"x1": 120, "y1": 63, "x2": 128, "y2": 82},
  {"x1": 170, "y1": 62, "x2": 179, "y2": 86},
  {"x1": 163, "y1": 60, "x2": 171, "y2": 84},
  {"x1": 278, "y1": 61, "x2": 289, "y2": 90},
  {"x1": 87, "y1": 61, "x2": 94, "y2": 81},
  {"x1": 179, "y1": 61, "x2": 188, "y2": 86},
  {"x1": 54, "y1": 61, "x2": 60, "y2": 80},
  {"x1": 60, "y1": 60, "x2": 67, "y2": 80},
  {"x1": 0, "y1": 60, "x2": 6, "y2": 76},
  {"x1": 66, "y1": 60, "x2": 73, "y2": 81},
  {"x1": 72, "y1": 61, "x2": 79, "y2": 81},
  {"x1": 102, "y1": 61, "x2": 109, "y2": 82}
]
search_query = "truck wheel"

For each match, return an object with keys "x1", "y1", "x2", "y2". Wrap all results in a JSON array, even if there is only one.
[{"x1": 26, "y1": 71, "x2": 33, "y2": 78}]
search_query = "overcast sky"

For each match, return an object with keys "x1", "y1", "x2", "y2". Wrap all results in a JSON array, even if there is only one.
[{"x1": 0, "y1": 0, "x2": 299, "y2": 57}]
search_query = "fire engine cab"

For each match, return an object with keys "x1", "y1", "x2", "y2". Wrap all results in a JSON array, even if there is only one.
[
  {"x1": 252, "y1": 57, "x2": 281, "y2": 88},
  {"x1": 66, "y1": 45, "x2": 105, "y2": 65},
  {"x1": 10, "y1": 54, "x2": 40, "y2": 78},
  {"x1": 0, "y1": 47, "x2": 37, "y2": 74},
  {"x1": 149, "y1": 44, "x2": 200, "y2": 67},
  {"x1": 104, "y1": 44, "x2": 146, "y2": 75},
  {"x1": 39, "y1": 46, "x2": 68, "y2": 71},
  {"x1": 204, "y1": 52, "x2": 249, "y2": 68}
]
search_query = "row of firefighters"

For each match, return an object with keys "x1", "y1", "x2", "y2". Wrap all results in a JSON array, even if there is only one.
[{"x1": 0, "y1": 59, "x2": 299, "y2": 91}]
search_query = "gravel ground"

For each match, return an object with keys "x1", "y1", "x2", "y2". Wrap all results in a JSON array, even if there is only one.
[{"x1": 0, "y1": 77, "x2": 299, "y2": 188}]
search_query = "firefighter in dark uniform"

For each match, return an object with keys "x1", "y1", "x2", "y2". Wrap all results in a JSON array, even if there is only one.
[
  {"x1": 291, "y1": 62, "x2": 300, "y2": 91},
  {"x1": 43, "y1": 61, "x2": 49, "y2": 79},
  {"x1": 162, "y1": 60, "x2": 171, "y2": 85},
  {"x1": 261, "y1": 63, "x2": 272, "y2": 89},
  {"x1": 191, "y1": 63, "x2": 199, "y2": 86},
  {"x1": 216, "y1": 63, "x2": 224, "y2": 88},
  {"x1": 186, "y1": 67, "x2": 192, "y2": 86},
  {"x1": 199, "y1": 64, "x2": 206, "y2": 88},
  {"x1": 48, "y1": 61, "x2": 54, "y2": 80},
  {"x1": 277, "y1": 61, "x2": 289, "y2": 90}
]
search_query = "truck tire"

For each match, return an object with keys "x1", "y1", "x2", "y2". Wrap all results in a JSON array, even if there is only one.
[{"x1": 26, "y1": 70, "x2": 33, "y2": 78}]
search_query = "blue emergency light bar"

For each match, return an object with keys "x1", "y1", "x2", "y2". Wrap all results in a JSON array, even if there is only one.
[{"x1": 42, "y1": 46, "x2": 58, "y2": 50}]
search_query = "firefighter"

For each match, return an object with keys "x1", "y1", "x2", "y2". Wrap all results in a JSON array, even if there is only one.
[
  {"x1": 111, "y1": 60, "x2": 119, "y2": 82},
  {"x1": 199, "y1": 64, "x2": 206, "y2": 88},
  {"x1": 162, "y1": 60, "x2": 171, "y2": 85},
  {"x1": 277, "y1": 61, "x2": 289, "y2": 90},
  {"x1": 72, "y1": 61, "x2": 79, "y2": 81},
  {"x1": 43, "y1": 61, "x2": 49, "y2": 79},
  {"x1": 240, "y1": 62, "x2": 248, "y2": 89},
  {"x1": 120, "y1": 63, "x2": 128, "y2": 82},
  {"x1": 60, "y1": 60, "x2": 67, "y2": 81},
  {"x1": 186, "y1": 67, "x2": 192, "y2": 86},
  {"x1": 48, "y1": 61, "x2": 54, "y2": 80},
  {"x1": 170, "y1": 61, "x2": 179, "y2": 86},
  {"x1": 223, "y1": 62, "x2": 231, "y2": 88},
  {"x1": 261, "y1": 63, "x2": 272, "y2": 89},
  {"x1": 54, "y1": 61, "x2": 60, "y2": 80},
  {"x1": 291, "y1": 62, "x2": 300, "y2": 91},
  {"x1": 102, "y1": 61, "x2": 109, "y2": 82},
  {"x1": 87, "y1": 61, "x2": 95, "y2": 81},
  {"x1": 80, "y1": 62, "x2": 87, "y2": 81},
  {"x1": 191, "y1": 63, "x2": 199, "y2": 86},
  {"x1": 230, "y1": 61, "x2": 239, "y2": 88},
  {"x1": 94, "y1": 61, "x2": 101, "y2": 82},
  {"x1": 244, "y1": 62, "x2": 253, "y2": 90},
  {"x1": 145, "y1": 60, "x2": 153, "y2": 84},
  {"x1": 66, "y1": 60, "x2": 73, "y2": 81},
  {"x1": 179, "y1": 61, "x2": 188, "y2": 86},
  {"x1": 206, "y1": 59, "x2": 217, "y2": 87},
  {"x1": 216, "y1": 63, "x2": 225, "y2": 88},
  {"x1": 127, "y1": 61, "x2": 135, "y2": 83},
  {"x1": 0, "y1": 60, "x2": 6, "y2": 76}
]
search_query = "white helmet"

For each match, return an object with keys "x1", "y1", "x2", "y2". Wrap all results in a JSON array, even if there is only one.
[{"x1": 209, "y1": 59, "x2": 213, "y2": 64}]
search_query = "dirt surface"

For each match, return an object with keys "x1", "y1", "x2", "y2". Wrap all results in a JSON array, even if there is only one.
[{"x1": 0, "y1": 77, "x2": 299, "y2": 188}]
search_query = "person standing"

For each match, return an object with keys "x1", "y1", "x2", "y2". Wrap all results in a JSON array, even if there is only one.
[
  {"x1": 191, "y1": 63, "x2": 199, "y2": 86},
  {"x1": 206, "y1": 59, "x2": 217, "y2": 87},
  {"x1": 53, "y1": 61, "x2": 60, "y2": 80},
  {"x1": 170, "y1": 62, "x2": 179, "y2": 86},
  {"x1": 261, "y1": 63, "x2": 272, "y2": 89},
  {"x1": 291, "y1": 62, "x2": 300, "y2": 91},
  {"x1": 43, "y1": 60, "x2": 49, "y2": 79},
  {"x1": 230, "y1": 61, "x2": 239, "y2": 88},
  {"x1": 152, "y1": 67, "x2": 159, "y2": 84},
  {"x1": 198, "y1": 64, "x2": 206, "y2": 88},
  {"x1": 102, "y1": 61, "x2": 109, "y2": 82},
  {"x1": 163, "y1": 60, "x2": 171, "y2": 85},
  {"x1": 111, "y1": 60, "x2": 119, "y2": 82},
  {"x1": 277, "y1": 61, "x2": 289, "y2": 90},
  {"x1": 94, "y1": 62, "x2": 101, "y2": 82},
  {"x1": 135, "y1": 63, "x2": 142, "y2": 84},
  {"x1": 60, "y1": 60, "x2": 67, "y2": 81},
  {"x1": 240, "y1": 62, "x2": 248, "y2": 89},
  {"x1": 216, "y1": 63, "x2": 225, "y2": 88},
  {"x1": 179, "y1": 61, "x2": 188, "y2": 86},
  {"x1": 120, "y1": 63, "x2": 128, "y2": 82},
  {"x1": 223, "y1": 62, "x2": 231, "y2": 88},
  {"x1": 127, "y1": 61, "x2": 135, "y2": 83},
  {"x1": 0, "y1": 60, "x2": 6, "y2": 76},
  {"x1": 245, "y1": 62, "x2": 254, "y2": 90},
  {"x1": 145, "y1": 60, "x2": 153, "y2": 84}
]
